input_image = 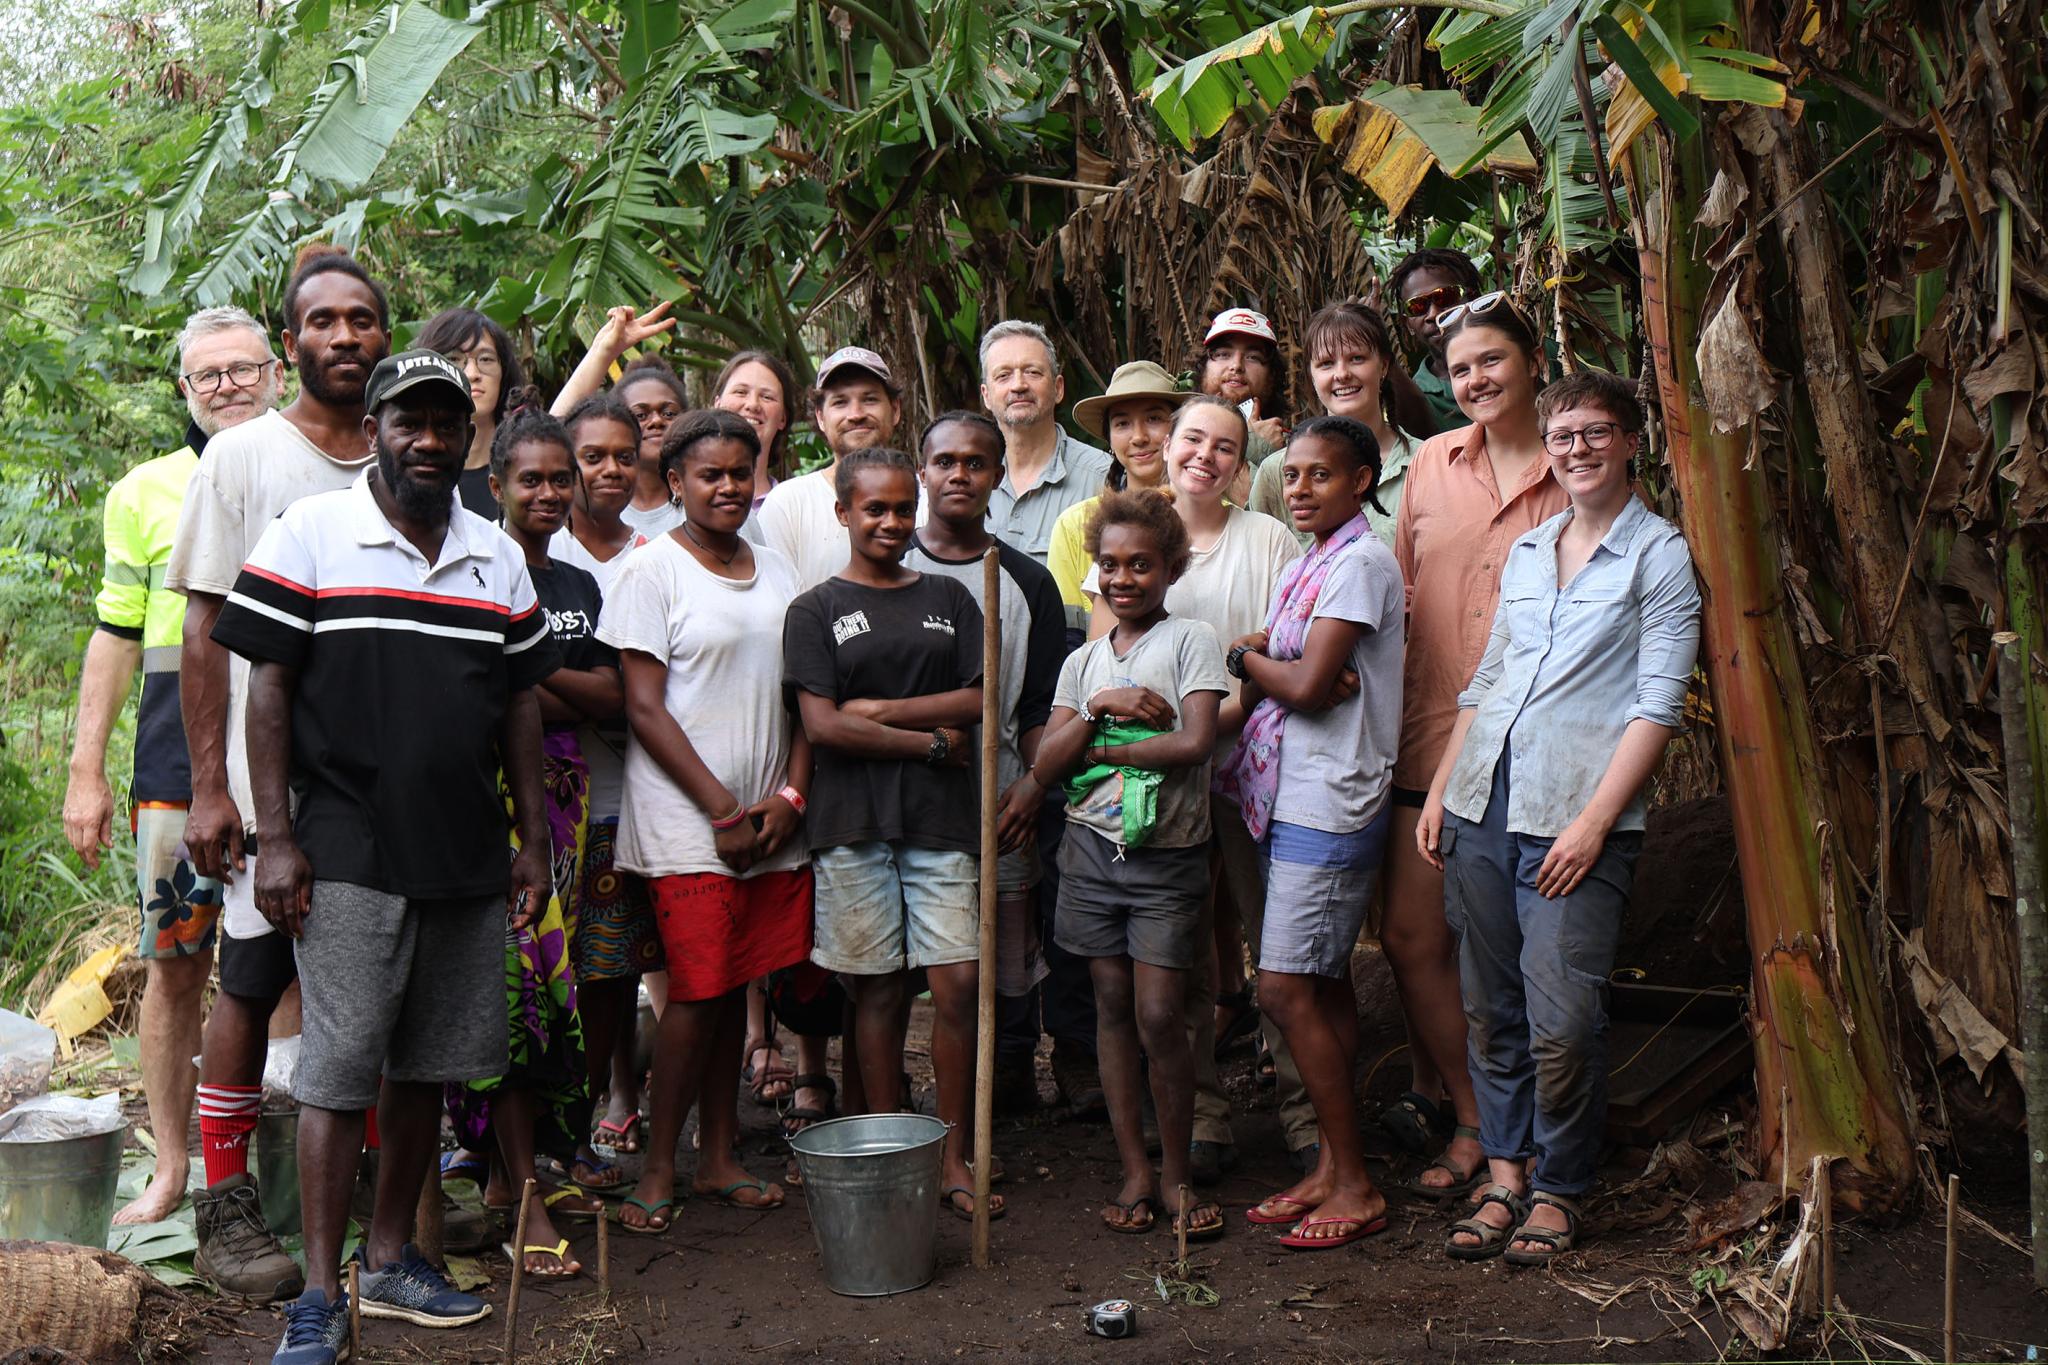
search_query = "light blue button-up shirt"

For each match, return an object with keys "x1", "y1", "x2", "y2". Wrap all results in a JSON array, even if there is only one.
[
  {"x1": 988, "y1": 429, "x2": 1113, "y2": 566},
  {"x1": 1442, "y1": 494, "x2": 1701, "y2": 837}
]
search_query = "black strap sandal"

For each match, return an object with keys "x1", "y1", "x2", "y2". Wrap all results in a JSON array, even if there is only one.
[
  {"x1": 1504, "y1": 1191, "x2": 1582, "y2": 1267},
  {"x1": 1213, "y1": 989, "x2": 1259, "y2": 1056},
  {"x1": 1377, "y1": 1089, "x2": 1448, "y2": 1155},
  {"x1": 1446, "y1": 1183, "x2": 1527, "y2": 1262},
  {"x1": 779, "y1": 1073, "x2": 839, "y2": 1140}
]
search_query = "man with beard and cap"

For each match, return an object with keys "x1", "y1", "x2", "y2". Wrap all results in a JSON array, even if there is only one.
[
  {"x1": 755, "y1": 345, "x2": 904, "y2": 591},
  {"x1": 166, "y1": 247, "x2": 397, "y2": 1301},
  {"x1": 214, "y1": 349, "x2": 559, "y2": 1364},
  {"x1": 62, "y1": 306, "x2": 281, "y2": 1230}
]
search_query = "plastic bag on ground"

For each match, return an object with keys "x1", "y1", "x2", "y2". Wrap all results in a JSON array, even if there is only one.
[
  {"x1": 0, "y1": 1092, "x2": 124, "y2": 1142},
  {"x1": 261, "y1": 1035, "x2": 301, "y2": 1107},
  {"x1": 0, "y1": 1007, "x2": 57, "y2": 1113}
]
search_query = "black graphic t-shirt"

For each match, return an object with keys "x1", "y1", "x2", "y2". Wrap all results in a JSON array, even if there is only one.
[
  {"x1": 783, "y1": 573, "x2": 984, "y2": 853},
  {"x1": 531, "y1": 559, "x2": 618, "y2": 724}
]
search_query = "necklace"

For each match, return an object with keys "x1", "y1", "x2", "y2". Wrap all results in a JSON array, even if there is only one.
[{"x1": 682, "y1": 520, "x2": 742, "y2": 567}]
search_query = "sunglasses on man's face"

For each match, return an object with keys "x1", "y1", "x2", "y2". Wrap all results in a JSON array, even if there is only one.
[
  {"x1": 1402, "y1": 285, "x2": 1465, "y2": 318},
  {"x1": 1437, "y1": 290, "x2": 1510, "y2": 330}
]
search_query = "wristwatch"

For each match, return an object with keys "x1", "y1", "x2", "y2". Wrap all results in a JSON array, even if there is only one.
[
  {"x1": 1226, "y1": 643, "x2": 1254, "y2": 680},
  {"x1": 925, "y1": 728, "x2": 952, "y2": 766}
]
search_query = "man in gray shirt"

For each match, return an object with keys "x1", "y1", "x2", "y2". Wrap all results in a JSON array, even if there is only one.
[{"x1": 979, "y1": 320, "x2": 1112, "y2": 569}]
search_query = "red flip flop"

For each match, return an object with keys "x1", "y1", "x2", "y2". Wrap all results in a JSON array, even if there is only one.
[
  {"x1": 1276, "y1": 1214, "x2": 1389, "y2": 1250},
  {"x1": 1246, "y1": 1193, "x2": 1316, "y2": 1226}
]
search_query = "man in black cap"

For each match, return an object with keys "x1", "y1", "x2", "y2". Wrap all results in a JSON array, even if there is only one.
[{"x1": 212, "y1": 349, "x2": 559, "y2": 1365}]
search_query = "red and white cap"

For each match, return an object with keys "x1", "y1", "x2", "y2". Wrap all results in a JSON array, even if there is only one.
[
  {"x1": 815, "y1": 345, "x2": 894, "y2": 388},
  {"x1": 1204, "y1": 308, "x2": 1277, "y2": 345}
]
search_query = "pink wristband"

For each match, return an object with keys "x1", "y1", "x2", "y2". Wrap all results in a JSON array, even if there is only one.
[
  {"x1": 709, "y1": 804, "x2": 749, "y2": 831},
  {"x1": 778, "y1": 785, "x2": 808, "y2": 815}
]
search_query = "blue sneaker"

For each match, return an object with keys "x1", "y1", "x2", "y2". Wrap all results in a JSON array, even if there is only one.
[
  {"x1": 271, "y1": 1286, "x2": 350, "y2": 1364},
  {"x1": 355, "y1": 1243, "x2": 491, "y2": 1328}
]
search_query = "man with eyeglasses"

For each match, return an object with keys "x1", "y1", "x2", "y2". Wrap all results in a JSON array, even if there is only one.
[
  {"x1": 62, "y1": 306, "x2": 281, "y2": 1230},
  {"x1": 1388, "y1": 248, "x2": 1486, "y2": 435}
]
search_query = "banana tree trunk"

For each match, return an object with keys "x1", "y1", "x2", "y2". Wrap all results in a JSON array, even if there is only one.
[{"x1": 1629, "y1": 117, "x2": 1916, "y2": 1213}]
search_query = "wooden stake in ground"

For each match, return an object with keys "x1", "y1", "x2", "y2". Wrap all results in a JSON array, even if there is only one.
[
  {"x1": 597, "y1": 1202, "x2": 610, "y2": 1300},
  {"x1": 504, "y1": 1176, "x2": 536, "y2": 1365},
  {"x1": 971, "y1": 546, "x2": 1000, "y2": 1271},
  {"x1": 1177, "y1": 1183, "x2": 1189, "y2": 1265},
  {"x1": 347, "y1": 1260, "x2": 360, "y2": 1360},
  {"x1": 1944, "y1": 1172, "x2": 1959, "y2": 1364}
]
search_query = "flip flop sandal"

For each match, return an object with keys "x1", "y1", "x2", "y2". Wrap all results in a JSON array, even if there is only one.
[
  {"x1": 1446, "y1": 1183, "x2": 1528, "y2": 1262},
  {"x1": 1101, "y1": 1195, "x2": 1159, "y2": 1235},
  {"x1": 1400, "y1": 1125, "x2": 1487, "y2": 1200},
  {"x1": 696, "y1": 1176, "x2": 784, "y2": 1210},
  {"x1": 568, "y1": 1148, "x2": 628, "y2": 1195},
  {"x1": 1378, "y1": 1090, "x2": 1448, "y2": 1155},
  {"x1": 1246, "y1": 1193, "x2": 1317, "y2": 1226},
  {"x1": 743, "y1": 1040, "x2": 795, "y2": 1102},
  {"x1": 1278, "y1": 1214, "x2": 1388, "y2": 1250},
  {"x1": 779, "y1": 1073, "x2": 839, "y2": 1140},
  {"x1": 439, "y1": 1150, "x2": 488, "y2": 1185},
  {"x1": 1170, "y1": 1202, "x2": 1227, "y2": 1242},
  {"x1": 1213, "y1": 990, "x2": 1260, "y2": 1056},
  {"x1": 616, "y1": 1195, "x2": 674, "y2": 1235},
  {"x1": 1254, "y1": 1036, "x2": 1278, "y2": 1090},
  {"x1": 941, "y1": 1185, "x2": 1006, "y2": 1223},
  {"x1": 593, "y1": 1111, "x2": 644, "y2": 1154},
  {"x1": 1503, "y1": 1191, "x2": 1582, "y2": 1267},
  {"x1": 489, "y1": 1184, "x2": 603, "y2": 1224},
  {"x1": 502, "y1": 1237, "x2": 580, "y2": 1279}
]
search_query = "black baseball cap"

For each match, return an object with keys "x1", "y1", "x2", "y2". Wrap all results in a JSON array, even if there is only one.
[{"x1": 364, "y1": 349, "x2": 475, "y2": 413}]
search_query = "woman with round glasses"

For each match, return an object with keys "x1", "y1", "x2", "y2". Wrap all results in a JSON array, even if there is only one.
[
  {"x1": 417, "y1": 307, "x2": 528, "y2": 519},
  {"x1": 1377, "y1": 290, "x2": 1568, "y2": 1201},
  {"x1": 1418, "y1": 370, "x2": 1699, "y2": 1264}
]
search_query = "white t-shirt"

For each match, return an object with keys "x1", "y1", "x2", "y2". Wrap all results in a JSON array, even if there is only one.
[
  {"x1": 549, "y1": 525, "x2": 647, "y2": 819},
  {"x1": 620, "y1": 500, "x2": 686, "y2": 539},
  {"x1": 165, "y1": 409, "x2": 376, "y2": 832},
  {"x1": 1083, "y1": 506, "x2": 1301, "y2": 755},
  {"x1": 596, "y1": 535, "x2": 807, "y2": 879},
  {"x1": 755, "y1": 469, "x2": 845, "y2": 592}
]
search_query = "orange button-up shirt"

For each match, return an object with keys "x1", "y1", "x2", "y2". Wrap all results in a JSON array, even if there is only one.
[{"x1": 1392, "y1": 423, "x2": 1569, "y2": 791}]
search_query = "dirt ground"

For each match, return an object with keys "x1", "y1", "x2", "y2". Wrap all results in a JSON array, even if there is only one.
[{"x1": 168, "y1": 799, "x2": 2048, "y2": 1363}]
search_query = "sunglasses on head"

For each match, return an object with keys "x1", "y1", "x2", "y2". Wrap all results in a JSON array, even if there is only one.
[
  {"x1": 1402, "y1": 285, "x2": 1465, "y2": 318},
  {"x1": 1436, "y1": 290, "x2": 1510, "y2": 330}
]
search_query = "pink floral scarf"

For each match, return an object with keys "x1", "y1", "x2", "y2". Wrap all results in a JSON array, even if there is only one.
[{"x1": 1220, "y1": 512, "x2": 1372, "y2": 841}]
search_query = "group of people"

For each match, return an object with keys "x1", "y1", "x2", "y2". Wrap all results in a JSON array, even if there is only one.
[{"x1": 61, "y1": 240, "x2": 1701, "y2": 1365}]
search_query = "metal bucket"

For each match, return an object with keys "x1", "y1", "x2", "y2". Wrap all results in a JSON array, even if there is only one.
[
  {"x1": 0, "y1": 1122, "x2": 128, "y2": 1248},
  {"x1": 788, "y1": 1113, "x2": 946, "y2": 1296},
  {"x1": 255, "y1": 1108, "x2": 301, "y2": 1236}
]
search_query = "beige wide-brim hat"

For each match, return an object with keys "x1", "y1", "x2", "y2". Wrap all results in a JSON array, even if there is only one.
[{"x1": 1071, "y1": 360, "x2": 1184, "y2": 441}]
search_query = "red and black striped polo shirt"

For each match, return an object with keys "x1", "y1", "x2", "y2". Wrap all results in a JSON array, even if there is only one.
[{"x1": 211, "y1": 472, "x2": 561, "y2": 900}]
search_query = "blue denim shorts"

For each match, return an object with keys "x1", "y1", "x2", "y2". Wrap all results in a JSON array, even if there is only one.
[
  {"x1": 1257, "y1": 808, "x2": 1392, "y2": 978},
  {"x1": 811, "y1": 841, "x2": 979, "y2": 975}
]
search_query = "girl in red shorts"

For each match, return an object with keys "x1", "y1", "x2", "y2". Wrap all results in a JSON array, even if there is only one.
[{"x1": 597, "y1": 409, "x2": 812, "y2": 1233}]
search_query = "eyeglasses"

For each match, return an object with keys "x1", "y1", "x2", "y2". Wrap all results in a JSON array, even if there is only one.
[
  {"x1": 455, "y1": 350, "x2": 501, "y2": 375},
  {"x1": 182, "y1": 360, "x2": 276, "y2": 394},
  {"x1": 1402, "y1": 285, "x2": 1465, "y2": 318},
  {"x1": 1542, "y1": 421, "x2": 1626, "y2": 454},
  {"x1": 1436, "y1": 290, "x2": 1509, "y2": 330}
]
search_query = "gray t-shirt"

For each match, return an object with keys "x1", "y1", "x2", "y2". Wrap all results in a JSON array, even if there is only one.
[
  {"x1": 1053, "y1": 615, "x2": 1229, "y2": 849},
  {"x1": 1270, "y1": 533, "x2": 1406, "y2": 834}
]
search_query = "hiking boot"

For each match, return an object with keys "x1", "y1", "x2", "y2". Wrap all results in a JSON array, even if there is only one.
[
  {"x1": 356, "y1": 1243, "x2": 491, "y2": 1328},
  {"x1": 1051, "y1": 1046, "x2": 1107, "y2": 1120},
  {"x1": 1189, "y1": 1140, "x2": 1239, "y2": 1187},
  {"x1": 271, "y1": 1286, "x2": 350, "y2": 1364},
  {"x1": 992, "y1": 1056, "x2": 1039, "y2": 1116},
  {"x1": 195, "y1": 1173, "x2": 305, "y2": 1303}
]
